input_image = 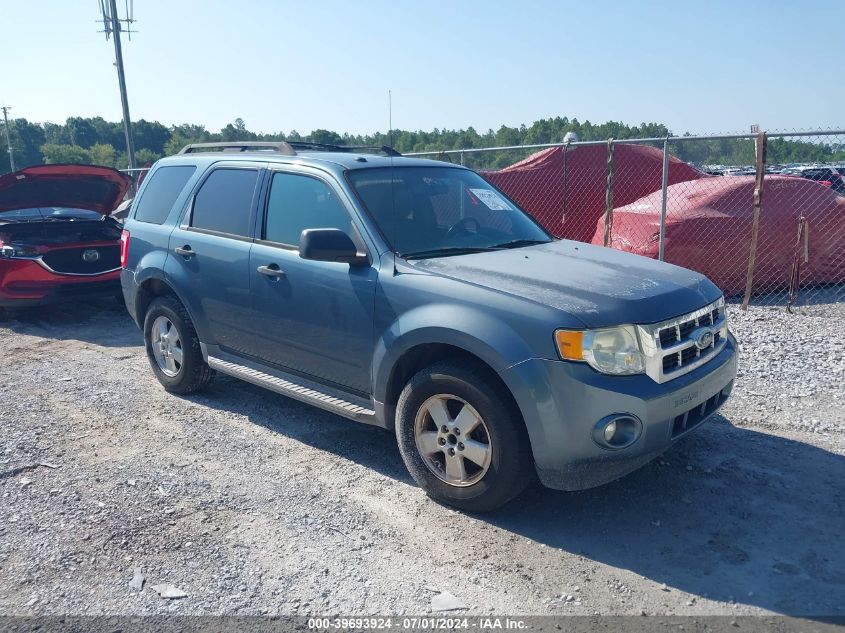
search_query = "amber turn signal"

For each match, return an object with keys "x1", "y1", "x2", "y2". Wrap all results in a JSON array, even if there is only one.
[{"x1": 555, "y1": 330, "x2": 584, "y2": 361}]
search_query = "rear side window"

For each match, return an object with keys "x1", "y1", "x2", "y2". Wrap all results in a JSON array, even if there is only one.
[
  {"x1": 264, "y1": 172, "x2": 352, "y2": 246},
  {"x1": 133, "y1": 165, "x2": 196, "y2": 224},
  {"x1": 191, "y1": 168, "x2": 259, "y2": 237}
]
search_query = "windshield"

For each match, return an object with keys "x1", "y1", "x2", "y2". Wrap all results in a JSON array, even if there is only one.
[
  {"x1": 0, "y1": 207, "x2": 103, "y2": 221},
  {"x1": 347, "y1": 167, "x2": 551, "y2": 257}
]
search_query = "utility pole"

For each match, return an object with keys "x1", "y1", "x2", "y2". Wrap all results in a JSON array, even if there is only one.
[
  {"x1": 99, "y1": 0, "x2": 137, "y2": 170},
  {"x1": 1, "y1": 106, "x2": 15, "y2": 172}
]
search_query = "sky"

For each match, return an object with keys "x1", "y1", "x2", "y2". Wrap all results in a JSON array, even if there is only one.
[{"x1": 0, "y1": 0, "x2": 842, "y2": 137}]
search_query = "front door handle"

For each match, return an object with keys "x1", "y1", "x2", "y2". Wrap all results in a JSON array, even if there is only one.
[
  {"x1": 257, "y1": 264, "x2": 286, "y2": 279},
  {"x1": 174, "y1": 246, "x2": 195, "y2": 257}
]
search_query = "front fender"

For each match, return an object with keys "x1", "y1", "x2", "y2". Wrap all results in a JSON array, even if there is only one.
[{"x1": 372, "y1": 302, "x2": 537, "y2": 407}]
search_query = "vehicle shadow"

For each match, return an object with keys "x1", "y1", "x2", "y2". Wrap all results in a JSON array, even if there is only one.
[
  {"x1": 0, "y1": 299, "x2": 141, "y2": 348},
  {"x1": 485, "y1": 416, "x2": 845, "y2": 616},
  {"x1": 188, "y1": 374, "x2": 415, "y2": 486},
  {"x1": 189, "y1": 377, "x2": 845, "y2": 616},
  {"x1": 191, "y1": 378, "x2": 845, "y2": 616}
]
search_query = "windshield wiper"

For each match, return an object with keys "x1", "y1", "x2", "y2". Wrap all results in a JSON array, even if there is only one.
[
  {"x1": 402, "y1": 246, "x2": 499, "y2": 260},
  {"x1": 490, "y1": 239, "x2": 550, "y2": 249}
]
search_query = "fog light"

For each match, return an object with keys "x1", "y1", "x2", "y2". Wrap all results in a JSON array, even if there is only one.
[{"x1": 593, "y1": 414, "x2": 642, "y2": 450}]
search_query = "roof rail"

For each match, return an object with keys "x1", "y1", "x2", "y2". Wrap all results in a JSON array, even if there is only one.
[
  {"x1": 283, "y1": 141, "x2": 401, "y2": 157},
  {"x1": 177, "y1": 141, "x2": 402, "y2": 157},
  {"x1": 178, "y1": 141, "x2": 296, "y2": 155}
]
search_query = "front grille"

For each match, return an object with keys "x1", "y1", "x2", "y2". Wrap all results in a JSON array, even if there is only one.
[
  {"x1": 637, "y1": 298, "x2": 729, "y2": 383},
  {"x1": 41, "y1": 245, "x2": 120, "y2": 275},
  {"x1": 671, "y1": 381, "x2": 733, "y2": 438},
  {"x1": 658, "y1": 307, "x2": 721, "y2": 349}
]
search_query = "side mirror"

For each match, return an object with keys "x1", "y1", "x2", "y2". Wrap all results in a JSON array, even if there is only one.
[{"x1": 299, "y1": 228, "x2": 367, "y2": 266}]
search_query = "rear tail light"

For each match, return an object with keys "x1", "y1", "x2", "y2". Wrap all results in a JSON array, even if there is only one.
[
  {"x1": 820, "y1": 181, "x2": 832, "y2": 187},
  {"x1": 120, "y1": 229, "x2": 130, "y2": 268}
]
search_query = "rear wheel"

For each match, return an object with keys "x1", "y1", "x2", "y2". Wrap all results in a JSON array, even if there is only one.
[
  {"x1": 395, "y1": 360, "x2": 533, "y2": 512},
  {"x1": 143, "y1": 295, "x2": 214, "y2": 394}
]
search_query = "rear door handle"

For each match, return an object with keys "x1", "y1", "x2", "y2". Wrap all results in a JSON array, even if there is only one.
[
  {"x1": 257, "y1": 264, "x2": 286, "y2": 278},
  {"x1": 174, "y1": 246, "x2": 195, "y2": 257}
]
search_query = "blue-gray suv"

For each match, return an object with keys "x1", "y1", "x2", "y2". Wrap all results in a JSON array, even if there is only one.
[{"x1": 120, "y1": 141, "x2": 737, "y2": 512}]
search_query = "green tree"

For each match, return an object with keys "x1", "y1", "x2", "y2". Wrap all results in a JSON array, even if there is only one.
[
  {"x1": 134, "y1": 148, "x2": 161, "y2": 166},
  {"x1": 42, "y1": 122, "x2": 70, "y2": 145},
  {"x1": 0, "y1": 118, "x2": 46, "y2": 172},
  {"x1": 41, "y1": 143, "x2": 90, "y2": 164},
  {"x1": 133, "y1": 119, "x2": 171, "y2": 155},
  {"x1": 88, "y1": 143, "x2": 117, "y2": 167},
  {"x1": 65, "y1": 117, "x2": 98, "y2": 148}
]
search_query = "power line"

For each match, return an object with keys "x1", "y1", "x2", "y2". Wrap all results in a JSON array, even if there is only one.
[
  {"x1": 97, "y1": 0, "x2": 137, "y2": 170},
  {"x1": 1, "y1": 106, "x2": 15, "y2": 172}
]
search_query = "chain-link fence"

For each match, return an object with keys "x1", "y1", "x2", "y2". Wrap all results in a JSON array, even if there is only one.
[{"x1": 410, "y1": 129, "x2": 845, "y2": 308}]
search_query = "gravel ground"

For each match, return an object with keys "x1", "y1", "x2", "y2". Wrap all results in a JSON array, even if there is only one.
[{"x1": 0, "y1": 300, "x2": 843, "y2": 617}]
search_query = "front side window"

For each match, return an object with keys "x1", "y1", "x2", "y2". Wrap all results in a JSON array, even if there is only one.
[
  {"x1": 347, "y1": 167, "x2": 550, "y2": 257},
  {"x1": 134, "y1": 165, "x2": 196, "y2": 224},
  {"x1": 264, "y1": 172, "x2": 352, "y2": 246},
  {"x1": 191, "y1": 168, "x2": 259, "y2": 236}
]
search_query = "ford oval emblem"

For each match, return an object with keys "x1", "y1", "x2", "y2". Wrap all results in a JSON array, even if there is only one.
[
  {"x1": 692, "y1": 328, "x2": 714, "y2": 350},
  {"x1": 82, "y1": 249, "x2": 100, "y2": 263}
]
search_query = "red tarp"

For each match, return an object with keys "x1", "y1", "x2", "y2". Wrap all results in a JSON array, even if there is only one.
[
  {"x1": 591, "y1": 175, "x2": 845, "y2": 295},
  {"x1": 484, "y1": 145, "x2": 703, "y2": 243}
]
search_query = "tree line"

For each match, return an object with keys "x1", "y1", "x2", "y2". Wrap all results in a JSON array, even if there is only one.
[{"x1": 1, "y1": 115, "x2": 842, "y2": 175}]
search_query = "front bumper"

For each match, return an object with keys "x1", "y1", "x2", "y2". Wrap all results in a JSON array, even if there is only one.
[
  {"x1": 503, "y1": 333, "x2": 738, "y2": 491},
  {"x1": 0, "y1": 259, "x2": 121, "y2": 308}
]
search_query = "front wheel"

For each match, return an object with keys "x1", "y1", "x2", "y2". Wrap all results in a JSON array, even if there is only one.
[
  {"x1": 395, "y1": 361, "x2": 534, "y2": 512},
  {"x1": 143, "y1": 295, "x2": 214, "y2": 394}
]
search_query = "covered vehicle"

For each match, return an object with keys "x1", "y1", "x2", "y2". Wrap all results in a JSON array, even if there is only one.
[
  {"x1": 592, "y1": 175, "x2": 845, "y2": 295},
  {"x1": 483, "y1": 144, "x2": 704, "y2": 243},
  {"x1": 0, "y1": 164, "x2": 132, "y2": 307}
]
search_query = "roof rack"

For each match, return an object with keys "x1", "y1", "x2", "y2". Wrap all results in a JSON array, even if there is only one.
[
  {"x1": 178, "y1": 141, "x2": 295, "y2": 155},
  {"x1": 178, "y1": 141, "x2": 401, "y2": 157}
]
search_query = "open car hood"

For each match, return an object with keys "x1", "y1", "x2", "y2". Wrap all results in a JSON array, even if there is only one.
[{"x1": 0, "y1": 164, "x2": 132, "y2": 215}]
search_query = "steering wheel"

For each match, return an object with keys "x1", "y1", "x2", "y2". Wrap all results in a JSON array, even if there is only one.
[{"x1": 444, "y1": 217, "x2": 481, "y2": 241}]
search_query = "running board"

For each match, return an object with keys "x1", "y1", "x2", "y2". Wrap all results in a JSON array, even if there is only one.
[{"x1": 207, "y1": 356, "x2": 377, "y2": 424}]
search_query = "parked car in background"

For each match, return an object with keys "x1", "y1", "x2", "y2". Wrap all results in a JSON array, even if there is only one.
[
  {"x1": 0, "y1": 164, "x2": 131, "y2": 308},
  {"x1": 121, "y1": 142, "x2": 737, "y2": 512},
  {"x1": 782, "y1": 165, "x2": 845, "y2": 194}
]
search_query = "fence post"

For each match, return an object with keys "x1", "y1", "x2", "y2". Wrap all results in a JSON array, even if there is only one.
[
  {"x1": 741, "y1": 131, "x2": 768, "y2": 310},
  {"x1": 658, "y1": 137, "x2": 670, "y2": 261},
  {"x1": 562, "y1": 139, "x2": 571, "y2": 230},
  {"x1": 460, "y1": 151, "x2": 465, "y2": 166},
  {"x1": 602, "y1": 138, "x2": 615, "y2": 247}
]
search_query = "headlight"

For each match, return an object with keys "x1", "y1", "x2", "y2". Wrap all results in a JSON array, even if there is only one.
[
  {"x1": 0, "y1": 244, "x2": 39, "y2": 258},
  {"x1": 555, "y1": 325, "x2": 645, "y2": 375}
]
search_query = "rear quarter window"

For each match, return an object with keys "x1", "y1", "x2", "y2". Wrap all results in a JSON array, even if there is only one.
[{"x1": 133, "y1": 165, "x2": 197, "y2": 224}]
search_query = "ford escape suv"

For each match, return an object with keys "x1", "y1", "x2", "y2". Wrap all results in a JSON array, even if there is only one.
[{"x1": 121, "y1": 141, "x2": 737, "y2": 512}]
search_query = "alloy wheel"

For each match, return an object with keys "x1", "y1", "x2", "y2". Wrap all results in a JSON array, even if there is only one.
[
  {"x1": 151, "y1": 316, "x2": 184, "y2": 377},
  {"x1": 414, "y1": 394, "x2": 492, "y2": 487}
]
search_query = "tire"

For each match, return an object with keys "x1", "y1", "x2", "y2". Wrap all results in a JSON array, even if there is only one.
[
  {"x1": 143, "y1": 295, "x2": 214, "y2": 394},
  {"x1": 395, "y1": 360, "x2": 534, "y2": 512}
]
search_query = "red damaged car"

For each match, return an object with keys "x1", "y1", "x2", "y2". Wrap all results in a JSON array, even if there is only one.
[{"x1": 0, "y1": 164, "x2": 131, "y2": 308}]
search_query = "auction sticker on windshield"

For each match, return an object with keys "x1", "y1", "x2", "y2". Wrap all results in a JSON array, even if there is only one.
[{"x1": 469, "y1": 188, "x2": 512, "y2": 210}]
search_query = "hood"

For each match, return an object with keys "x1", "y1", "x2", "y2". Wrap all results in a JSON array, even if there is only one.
[
  {"x1": 408, "y1": 240, "x2": 722, "y2": 328},
  {"x1": 0, "y1": 164, "x2": 132, "y2": 215}
]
